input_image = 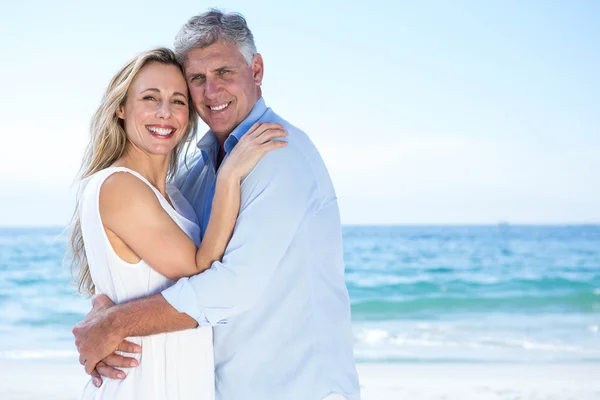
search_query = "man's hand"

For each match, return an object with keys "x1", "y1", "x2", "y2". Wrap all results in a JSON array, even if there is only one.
[{"x1": 73, "y1": 294, "x2": 141, "y2": 377}]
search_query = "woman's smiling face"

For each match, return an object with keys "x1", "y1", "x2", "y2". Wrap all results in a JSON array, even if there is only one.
[{"x1": 117, "y1": 62, "x2": 190, "y2": 156}]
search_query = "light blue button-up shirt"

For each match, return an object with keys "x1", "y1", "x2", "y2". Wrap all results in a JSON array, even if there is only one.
[{"x1": 162, "y1": 98, "x2": 360, "y2": 400}]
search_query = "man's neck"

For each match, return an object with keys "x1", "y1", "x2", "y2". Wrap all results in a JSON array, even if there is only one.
[
  {"x1": 211, "y1": 97, "x2": 263, "y2": 167},
  {"x1": 217, "y1": 146, "x2": 227, "y2": 167}
]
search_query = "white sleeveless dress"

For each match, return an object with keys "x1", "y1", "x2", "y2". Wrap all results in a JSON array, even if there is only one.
[{"x1": 78, "y1": 167, "x2": 215, "y2": 400}]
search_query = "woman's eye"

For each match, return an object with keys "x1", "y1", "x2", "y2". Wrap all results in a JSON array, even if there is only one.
[
  {"x1": 174, "y1": 100, "x2": 186, "y2": 105},
  {"x1": 143, "y1": 96, "x2": 156, "y2": 101}
]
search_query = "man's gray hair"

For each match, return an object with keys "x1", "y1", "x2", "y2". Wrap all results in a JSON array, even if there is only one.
[{"x1": 174, "y1": 9, "x2": 257, "y2": 65}]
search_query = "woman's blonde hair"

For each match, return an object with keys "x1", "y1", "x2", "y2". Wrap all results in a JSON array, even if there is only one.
[{"x1": 69, "y1": 47, "x2": 197, "y2": 296}]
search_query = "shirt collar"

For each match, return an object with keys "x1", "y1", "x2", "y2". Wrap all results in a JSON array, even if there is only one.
[
  {"x1": 224, "y1": 97, "x2": 268, "y2": 154},
  {"x1": 196, "y1": 97, "x2": 268, "y2": 156},
  {"x1": 195, "y1": 130, "x2": 219, "y2": 167}
]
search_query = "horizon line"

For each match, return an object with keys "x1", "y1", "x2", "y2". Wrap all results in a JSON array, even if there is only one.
[{"x1": 1, "y1": 222, "x2": 599, "y2": 229}]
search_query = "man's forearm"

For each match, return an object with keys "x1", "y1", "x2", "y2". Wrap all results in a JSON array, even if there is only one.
[{"x1": 111, "y1": 293, "x2": 198, "y2": 338}]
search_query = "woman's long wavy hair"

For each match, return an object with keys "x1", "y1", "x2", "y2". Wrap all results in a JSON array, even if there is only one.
[{"x1": 69, "y1": 48, "x2": 198, "y2": 296}]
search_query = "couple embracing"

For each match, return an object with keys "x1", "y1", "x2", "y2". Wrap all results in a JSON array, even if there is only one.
[{"x1": 70, "y1": 9, "x2": 360, "y2": 400}]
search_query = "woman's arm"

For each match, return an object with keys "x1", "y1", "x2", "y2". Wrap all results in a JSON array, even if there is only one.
[
  {"x1": 195, "y1": 173, "x2": 240, "y2": 272},
  {"x1": 194, "y1": 122, "x2": 288, "y2": 272},
  {"x1": 100, "y1": 123, "x2": 287, "y2": 280}
]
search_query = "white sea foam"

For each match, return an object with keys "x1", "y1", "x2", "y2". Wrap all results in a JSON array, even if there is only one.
[
  {"x1": 358, "y1": 329, "x2": 390, "y2": 344},
  {"x1": 353, "y1": 325, "x2": 599, "y2": 362},
  {"x1": 392, "y1": 337, "x2": 460, "y2": 348},
  {"x1": 346, "y1": 275, "x2": 430, "y2": 287},
  {"x1": 511, "y1": 340, "x2": 582, "y2": 353},
  {"x1": 415, "y1": 323, "x2": 452, "y2": 333}
]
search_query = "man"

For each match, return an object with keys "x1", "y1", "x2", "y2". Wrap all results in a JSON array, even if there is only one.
[{"x1": 73, "y1": 9, "x2": 360, "y2": 400}]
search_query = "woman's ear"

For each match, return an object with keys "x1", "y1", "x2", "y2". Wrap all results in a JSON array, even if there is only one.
[{"x1": 116, "y1": 104, "x2": 125, "y2": 120}]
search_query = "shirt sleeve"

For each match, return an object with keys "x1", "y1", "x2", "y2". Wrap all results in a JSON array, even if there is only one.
[{"x1": 162, "y1": 143, "x2": 318, "y2": 326}]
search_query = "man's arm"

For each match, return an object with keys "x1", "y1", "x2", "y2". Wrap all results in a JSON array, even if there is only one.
[
  {"x1": 73, "y1": 293, "x2": 196, "y2": 377},
  {"x1": 114, "y1": 293, "x2": 197, "y2": 335},
  {"x1": 76, "y1": 135, "x2": 315, "y2": 377}
]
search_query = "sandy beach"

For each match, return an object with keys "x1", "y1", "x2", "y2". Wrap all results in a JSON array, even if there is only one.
[{"x1": 1, "y1": 360, "x2": 599, "y2": 399}]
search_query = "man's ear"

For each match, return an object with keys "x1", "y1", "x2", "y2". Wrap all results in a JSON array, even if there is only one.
[{"x1": 251, "y1": 53, "x2": 264, "y2": 85}]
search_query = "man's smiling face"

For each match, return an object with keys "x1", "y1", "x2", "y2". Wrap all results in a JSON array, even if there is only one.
[{"x1": 184, "y1": 41, "x2": 263, "y2": 139}]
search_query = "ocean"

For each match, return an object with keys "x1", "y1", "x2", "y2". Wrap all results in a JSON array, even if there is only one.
[{"x1": 0, "y1": 225, "x2": 599, "y2": 364}]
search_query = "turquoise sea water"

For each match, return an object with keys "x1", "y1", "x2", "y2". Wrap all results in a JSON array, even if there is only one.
[{"x1": 0, "y1": 226, "x2": 599, "y2": 363}]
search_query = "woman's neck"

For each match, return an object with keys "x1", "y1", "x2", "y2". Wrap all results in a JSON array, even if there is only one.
[{"x1": 112, "y1": 146, "x2": 171, "y2": 196}]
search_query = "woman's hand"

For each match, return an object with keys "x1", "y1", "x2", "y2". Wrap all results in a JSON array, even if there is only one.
[{"x1": 219, "y1": 122, "x2": 288, "y2": 182}]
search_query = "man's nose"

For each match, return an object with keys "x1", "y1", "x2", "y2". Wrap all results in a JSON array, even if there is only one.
[{"x1": 204, "y1": 78, "x2": 220, "y2": 98}]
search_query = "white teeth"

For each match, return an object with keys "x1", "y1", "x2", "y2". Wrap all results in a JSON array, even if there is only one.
[
  {"x1": 147, "y1": 126, "x2": 173, "y2": 136},
  {"x1": 210, "y1": 102, "x2": 229, "y2": 111}
]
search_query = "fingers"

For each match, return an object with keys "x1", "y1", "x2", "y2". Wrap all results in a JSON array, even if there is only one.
[
  {"x1": 245, "y1": 121, "x2": 263, "y2": 136},
  {"x1": 91, "y1": 294, "x2": 103, "y2": 308},
  {"x1": 86, "y1": 350, "x2": 138, "y2": 384},
  {"x1": 85, "y1": 357, "x2": 100, "y2": 375},
  {"x1": 245, "y1": 123, "x2": 284, "y2": 139},
  {"x1": 96, "y1": 361, "x2": 127, "y2": 380},
  {"x1": 117, "y1": 340, "x2": 142, "y2": 354},
  {"x1": 263, "y1": 140, "x2": 289, "y2": 151},
  {"x1": 72, "y1": 323, "x2": 83, "y2": 347},
  {"x1": 256, "y1": 129, "x2": 288, "y2": 145},
  {"x1": 220, "y1": 122, "x2": 289, "y2": 179},
  {"x1": 102, "y1": 353, "x2": 139, "y2": 369},
  {"x1": 91, "y1": 369, "x2": 103, "y2": 387},
  {"x1": 91, "y1": 294, "x2": 114, "y2": 309}
]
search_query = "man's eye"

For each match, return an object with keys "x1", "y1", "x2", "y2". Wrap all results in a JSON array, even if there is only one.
[
  {"x1": 191, "y1": 76, "x2": 205, "y2": 83},
  {"x1": 219, "y1": 70, "x2": 231, "y2": 75}
]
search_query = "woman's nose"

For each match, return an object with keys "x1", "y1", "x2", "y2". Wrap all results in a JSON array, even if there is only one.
[{"x1": 156, "y1": 101, "x2": 171, "y2": 119}]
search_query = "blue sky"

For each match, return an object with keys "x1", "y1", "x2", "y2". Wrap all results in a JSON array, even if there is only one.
[{"x1": 1, "y1": 0, "x2": 598, "y2": 225}]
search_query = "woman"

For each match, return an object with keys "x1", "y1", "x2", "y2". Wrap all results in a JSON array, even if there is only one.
[{"x1": 69, "y1": 48, "x2": 286, "y2": 399}]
